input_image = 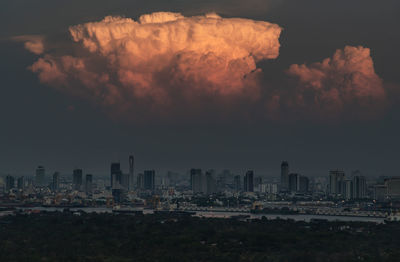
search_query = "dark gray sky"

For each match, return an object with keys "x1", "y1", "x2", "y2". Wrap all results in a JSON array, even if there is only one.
[{"x1": 0, "y1": 0, "x2": 399, "y2": 178}]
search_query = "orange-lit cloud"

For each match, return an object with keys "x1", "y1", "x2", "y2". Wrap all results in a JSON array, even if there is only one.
[
  {"x1": 12, "y1": 35, "x2": 45, "y2": 55},
  {"x1": 286, "y1": 46, "x2": 386, "y2": 119},
  {"x1": 29, "y1": 12, "x2": 282, "y2": 116}
]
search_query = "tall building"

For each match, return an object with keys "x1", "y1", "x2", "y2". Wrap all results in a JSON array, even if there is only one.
[
  {"x1": 129, "y1": 155, "x2": 134, "y2": 190},
  {"x1": 191, "y1": 169, "x2": 204, "y2": 193},
  {"x1": 137, "y1": 173, "x2": 144, "y2": 189},
  {"x1": 52, "y1": 172, "x2": 60, "y2": 192},
  {"x1": 289, "y1": 173, "x2": 299, "y2": 192},
  {"x1": 298, "y1": 176, "x2": 309, "y2": 193},
  {"x1": 343, "y1": 179, "x2": 353, "y2": 200},
  {"x1": 144, "y1": 170, "x2": 155, "y2": 191},
  {"x1": 35, "y1": 166, "x2": 45, "y2": 186},
  {"x1": 73, "y1": 169, "x2": 83, "y2": 191},
  {"x1": 5, "y1": 175, "x2": 15, "y2": 191},
  {"x1": 280, "y1": 161, "x2": 289, "y2": 191},
  {"x1": 244, "y1": 170, "x2": 254, "y2": 192},
  {"x1": 205, "y1": 170, "x2": 217, "y2": 195},
  {"x1": 85, "y1": 174, "x2": 93, "y2": 196},
  {"x1": 110, "y1": 163, "x2": 122, "y2": 189},
  {"x1": 233, "y1": 175, "x2": 241, "y2": 192},
  {"x1": 329, "y1": 170, "x2": 345, "y2": 196},
  {"x1": 353, "y1": 175, "x2": 366, "y2": 199},
  {"x1": 17, "y1": 176, "x2": 25, "y2": 190},
  {"x1": 254, "y1": 176, "x2": 263, "y2": 192}
]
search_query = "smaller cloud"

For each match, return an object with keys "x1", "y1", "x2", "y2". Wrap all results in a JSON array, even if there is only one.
[
  {"x1": 12, "y1": 35, "x2": 45, "y2": 55},
  {"x1": 286, "y1": 46, "x2": 386, "y2": 119}
]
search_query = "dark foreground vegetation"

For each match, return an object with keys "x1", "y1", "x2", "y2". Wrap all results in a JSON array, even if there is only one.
[{"x1": 1, "y1": 212, "x2": 400, "y2": 262}]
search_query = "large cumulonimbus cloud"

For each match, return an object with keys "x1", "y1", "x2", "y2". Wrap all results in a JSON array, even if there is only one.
[
  {"x1": 285, "y1": 46, "x2": 386, "y2": 119},
  {"x1": 24, "y1": 12, "x2": 389, "y2": 121},
  {"x1": 29, "y1": 12, "x2": 282, "y2": 116}
]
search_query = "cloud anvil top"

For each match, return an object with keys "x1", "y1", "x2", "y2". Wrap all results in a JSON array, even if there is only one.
[{"x1": 19, "y1": 12, "x2": 386, "y2": 121}]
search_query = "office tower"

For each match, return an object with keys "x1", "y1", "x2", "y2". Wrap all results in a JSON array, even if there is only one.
[
  {"x1": 85, "y1": 174, "x2": 93, "y2": 196},
  {"x1": 298, "y1": 176, "x2": 309, "y2": 193},
  {"x1": 343, "y1": 179, "x2": 353, "y2": 200},
  {"x1": 5, "y1": 175, "x2": 15, "y2": 191},
  {"x1": 289, "y1": 173, "x2": 299, "y2": 192},
  {"x1": 329, "y1": 170, "x2": 345, "y2": 196},
  {"x1": 121, "y1": 173, "x2": 129, "y2": 190},
  {"x1": 52, "y1": 172, "x2": 60, "y2": 192},
  {"x1": 35, "y1": 166, "x2": 45, "y2": 186},
  {"x1": 254, "y1": 176, "x2": 263, "y2": 191},
  {"x1": 137, "y1": 173, "x2": 144, "y2": 189},
  {"x1": 144, "y1": 170, "x2": 155, "y2": 190},
  {"x1": 234, "y1": 175, "x2": 241, "y2": 192},
  {"x1": 190, "y1": 169, "x2": 203, "y2": 193},
  {"x1": 110, "y1": 163, "x2": 122, "y2": 189},
  {"x1": 72, "y1": 169, "x2": 83, "y2": 191},
  {"x1": 353, "y1": 175, "x2": 366, "y2": 199},
  {"x1": 244, "y1": 170, "x2": 254, "y2": 192},
  {"x1": 205, "y1": 170, "x2": 217, "y2": 195},
  {"x1": 129, "y1": 155, "x2": 134, "y2": 190},
  {"x1": 17, "y1": 176, "x2": 24, "y2": 190},
  {"x1": 280, "y1": 161, "x2": 289, "y2": 191}
]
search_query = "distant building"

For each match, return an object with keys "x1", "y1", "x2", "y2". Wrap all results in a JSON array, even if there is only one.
[
  {"x1": 298, "y1": 176, "x2": 309, "y2": 193},
  {"x1": 244, "y1": 170, "x2": 254, "y2": 192},
  {"x1": 233, "y1": 175, "x2": 241, "y2": 192},
  {"x1": 329, "y1": 170, "x2": 345, "y2": 196},
  {"x1": 52, "y1": 172, "x2": 60, "y2": 192},
  {"x1": 6, "y1": 176, "x2": 15, "y2": 192},
  {"x1": 85, "y1": 174, "x2": 93, "y2": 196},
  {"x1": 343, "y1": 179, "x2": 353, "y2": 200},
  {"x1": 288, "y1": 173, "x2": 299, "y2": 192},
  {"x1": 353, "y1": 175, "x2": 366, "y2": 199},
  {"x1": 205, "y1": 170, "x2": 217, "y2": 195},
  {"x1": 35, "y1": 166, "x2": 46, "y2": 186},
  {"x1": 384, "y1": 177, "x2": 400, "y2": 199},
  {"x1": 137, "y1": 173, "x2": 144, "y2": 189},
  {"x1": 73, "y1": 169, "x2": 83, "y2": 191},
  {"x1": 110, "y1": 163, "x2": 122, "y2": 189},
  {"x1": 129, "y1": 155, "x2": 134, "y2": 190},
  {"x1": 17, "y1": 176, "x2": 25, "y2": 190},
  {"x1": 254, "y1": 176, "x2": 263, "y2": 191},
  {"x1": 144, "y1": 170, "x2": 155, "y2": 191},
  {"x1": 280, "y1": 161, "x2": 289, "y2": 191},
  {"x1": 190, "y1": 169, "x2": 204, "y2": 193}
]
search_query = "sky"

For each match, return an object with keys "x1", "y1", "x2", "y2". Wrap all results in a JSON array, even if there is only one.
[{"x1": 0, "y1": 0, "x2": 399, "y2": 178}]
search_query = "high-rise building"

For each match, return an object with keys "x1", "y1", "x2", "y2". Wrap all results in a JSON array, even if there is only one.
[
  {"x1": 289, "y1": 173, "x2": 299, "y2": 192},
  {"x1": 73, "y1": 169, "x2": 83, "y2": 191},
  {"x1": 52, "y1": 172, "x2": 60, "y2": 192},
  {"x1": 353, "y1": 175, "x2": 366, "y2": 199},
  {"x1": 191, "y1": 169, "x2": 204, "y2": 193},
  {"x1": 244, "y1": 170, "x2": 254, "y2": 192},
  {"x1": 298, "y1": 176, "x2": 309, "y2": 193},
  {"x1": 85, "y1": 174, "x2": 93, "y2": 196},
  {"x1": 329, "y1": 170, "x2": 345, "y2": 196},
  {"x1": 110, "y1": 163, "x2": 122, "y2": 189},
  {"x1": 35, "y1": 166, "x2": 45, "y2": 186},
  {"x1": 343, "y1": 179, "x2": 353, "y2": 200},
  {"x1": 280, "y1": 161, "x2": 289, "y2": 191},
  {"x1": 137, "y1": 173, "x2": 144, "y2": 189},
  {"x1": 254, "y1": 176, "x2": 263, "y2": 192},
  {"x1": 17, "y1": 176, "x2": 25, "y2": 190},
  {"x1": 6, "y1": 175, "x2": 15, "y2": 191},
  {"x1": 205, "y1": 170, "x2": 217, "y2": 195},
  {"x1": 129, "y1": 155, "x2": 134, "y2": 190},
  {"x1": 144, "y1": 170, "x2": 155, "y2": 191},
  {"x1": 234, "y1": 175, "x2": 241, "y2": 192}
]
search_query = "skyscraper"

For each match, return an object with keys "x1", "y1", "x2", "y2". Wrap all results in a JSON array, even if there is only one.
[
  {"x1": 17, "y1": 176, "x2": 24, "y2": 190},
  {"x1": 129, "y1": 155, "x2": 134, "y2": 190},
  {"x1": 144, "y1": 170, "x2": 155, "y2": 191},
  {"x1": 289, "y1": 173, "x2": 299, "y2": 192},
  {"x1": 205, "y1": 170, "x2": 217, "y2": 195},
  {"x1": 35, "y1": 166, "x2": 45, "y2": 186},
  {"x1": 234, "y1": 175, "x2": 241, "y2": 192},
  {"x1": 353, "y1": 175, "x2": 366, "y2": 199},
  {"x1": 110, "y1": 163, "x2": 122, "y2": 189},
  {"x1": 298, "y1": 176, "x2": 309, "y2": 193},
  {"x1": 329, "y1": 170, "x2": 345, "y2": 196},
  {"x1": 6, "y1": 175, "x2": 15, "y2": 192},
  {"x1": 280, "y1": 161, "x2": 289, "y2": 191},
  {"x1": 190, "y1": 169, "x2": 204, "y2": 193},
  {"x1": 244, "y1": 170, "x2": 254, "y2": 192},
  {"x1": 85, "y1": 174, "x2": 93, "y2": 196},
  {"x1": 137, "y1": 173, "x2": 144, "y2": 190},
  {"x1": 73, "y1": 169, "x2": 83, "y2": 191},
  {"x1": 52, "y1": 172, "x2": 60, "y2": 192}
]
